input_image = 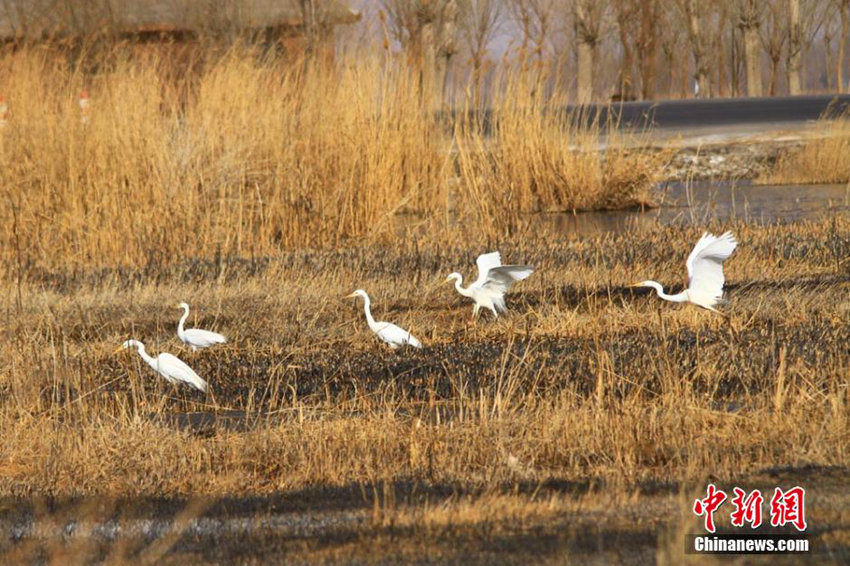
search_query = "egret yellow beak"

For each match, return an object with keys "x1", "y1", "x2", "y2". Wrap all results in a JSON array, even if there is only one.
[
  {"x1": 444, "y1": 276, "x2": 452, "y2": 283},
  {"x1": 113, "y1": 346, "x2": 125, "y2": 354},
  {"x1": 345, "y1": 292, "x2": 358, "y2": 298},
  {"x1": 627, "y1": 282, "x2": 643, "y2": 288}
]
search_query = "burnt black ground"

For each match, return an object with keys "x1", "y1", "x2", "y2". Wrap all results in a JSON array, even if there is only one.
[{"x1": 77, "y1": 300, "x2": 849, "y2": 426}]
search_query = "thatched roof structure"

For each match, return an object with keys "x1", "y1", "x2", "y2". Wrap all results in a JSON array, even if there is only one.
[{"x1": 0, "y1": 0, "x2": 360, "y2": 40}]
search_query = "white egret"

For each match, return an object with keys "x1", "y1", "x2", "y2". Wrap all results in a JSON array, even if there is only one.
[
  {"x1": 346, "y1": 289, "x2": 422, "y2": 349},
  {"x1": 630, "y1": 231, "x2": 738, "y2": 312},
  {"x1": 176, "y1": 302, "x2": 227, "y2": 351},
  {"x1": 118, "y1": 340, "x2": 208, "y2": 393},
  {"x1": 446, "y1": 252, "x2": 534, "y2": 318}
]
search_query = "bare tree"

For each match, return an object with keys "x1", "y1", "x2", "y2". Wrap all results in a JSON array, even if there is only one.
[
  {"x1": 657, "y1": 2, "x2": 689, "y2": 98},
  {"x1": 760, "y1": 0, "x2": 788, "y2": 95},
  {"x1": 505, "y1": 0, "x2": 559, "y2": 62},
  {"x1": 611, "y1": 0, "x2": 666, "y2": 100},
  {"x1": 729, "y1": 11, "x2": 745, "y2": 95},
  {"x1": 458, "y1": 0, "x2": 504, "y2": 107},
  {"x1": 574, "y1": 0, "x2": 607, "y2": 103},
  {"x1": 505, "y1": 0, "x2": 560, "y2": 89},
  {"x1": 613, "y1": 1, "x2": 637, "y2": 100},
  {"x1": 710, "y1": 0, "x2": 736, "y2": 97},
  {"x1": 674, "y1": 0, "x2": 712, "y2": 97},
  {"x1": 786, "y1": 0, "x2": 827, "y2": 95},
  {"x1": 506, "y1": 0, "x2": 534, "y2": 56},
  {"x1": 823, "y1": 0, "x2": 839, "y2": 89},
  {"x1": 831, "y1": 0, "x2": 850, "y2": 92},
  {"x1": 738, "y1": 0, "x2": 763, "y2": 96},
  {"x1": 787, "y1": 0, "x2": 803, "y2": 94},
  {"x1": 636, "y1": 0, "x2": 662, "y2": 100},
  {"x1": 381, "y1": 0, "x2": 460, "y2": 107}
]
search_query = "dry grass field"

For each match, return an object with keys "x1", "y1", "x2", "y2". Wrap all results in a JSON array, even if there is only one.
[
  {"x1": 0, "y1": 45, "x2": 849, "y2": 564},
  {"x1": 1, "y1": 217, "x2": 848, "y2": 563},
  {"x1": 3, "y1": 217, "x2": 849, "y2": 492}
]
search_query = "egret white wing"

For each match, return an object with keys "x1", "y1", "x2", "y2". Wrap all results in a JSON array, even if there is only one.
[
  {"x1": 183, "y1": 328, "x2": 227, "y2": 348},
  {"x1": 375, "y1": 322, "x2": 422, "y2": 348},
  {"x1": 156, "y1": 353, "x2": 208, "y2": 392},
  {"x1": 473, "y1": 252, "x2": 502, "y2": 288},
  {"x1": 686, "y1": 232, "x2": 737, "y2": 303},
  {"x1": 482, "y1": 265, "x2": 534, "y2": 294}
]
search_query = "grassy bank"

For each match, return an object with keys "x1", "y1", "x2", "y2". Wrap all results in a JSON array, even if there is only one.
[{"x1": 760, "y1": 115, "x2": 850, "y2": 185}]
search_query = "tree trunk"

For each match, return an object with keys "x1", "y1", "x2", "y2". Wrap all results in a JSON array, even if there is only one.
[
  {"x1": 616, "y1": 5, "x2": 635, "y2": 100},
  {"x1": 743, "y1": 24, "x2": 762, "y2": 96},
  {"x1": 434, "y1": 0, "x2": 457, "y2": 108},
  {"x1": 684, "y1": 0, "x2": 710, "y2": 97},
  {"x1": 421, "y1": 19, "x2": 438, "y2": 109},
  {"x1": 715, "y1": 26, "x2": 727, "y2": 97},
  {"x1": 471, "y1": 58, "x2": 484, "y2": 109},
  {"x1": 839, "y1": 4, "x2": 848, "y2": 93},
  {"x1": 787, "y1": 0, "x2": 803, "y2": 95},
  {"x1": 731, "y1": 25, "x2": 740, "y2": 96},
  {"x1": 825, "y1": 31, "x2": 834, "y2": 90},
  {"x1": 639, "y1": 0, "x2": 659, "y2": 100},
  {"x1": 574, "y1": 1, "x2": 596, "y2": 104},
  {"x1": 768, "y1": 57, "x2": 779, "y2": 95},
  {"x1": 662, "y1": 46, "x2": 676, "y2": 99},
  {"x1": 576, "y1": 39, "x2": 594, "y2": 104},
  {"x1": 696, "y1": 67, "x2": 709, "y2": 97}
]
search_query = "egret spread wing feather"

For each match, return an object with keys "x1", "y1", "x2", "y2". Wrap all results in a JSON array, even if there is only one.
[
  {"x1": 448, "y1": 252, "x2": 534, "y2": 318},
  {"x1": 483, "y1": 265, "x2": 534, "y2": 293},
  {"x1": 685, "y1": 231, "x2": 737, "y2": 306},
  {"x1": 631, "y1": 231, "x2": 737, "y2": 311},
  {"x1": 473, "y1": 252, "x2": 502, "y2": 288},
  {"x1": 156, "y1": 353, "x2": 208, "y2": 392}
]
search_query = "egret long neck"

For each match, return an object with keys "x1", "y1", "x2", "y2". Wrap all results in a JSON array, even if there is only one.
[
  {"x1": 134, "y1": 344, "x2": 157, "y2": 368},
  {"x1": 454, "y1": 277, "x2": 473, "y2": 297},
  {"x1": 646, "y1": 281, "x2": 688, "y2": 303},
  {"x1": 178, "y1": 306, "x2": 189, "y2": 337},
  {"x1": 361, "y1": 295, "x2": 378, "y2": 330}
]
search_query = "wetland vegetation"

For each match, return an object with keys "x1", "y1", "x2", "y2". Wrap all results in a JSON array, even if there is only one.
[{"x1": 0, "y1": 44, "x2": 848, "y2": 564}]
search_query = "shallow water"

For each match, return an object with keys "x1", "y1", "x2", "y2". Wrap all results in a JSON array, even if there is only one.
[{"x1": 539, "y1": 182, "x2": 850, "y2": 236}]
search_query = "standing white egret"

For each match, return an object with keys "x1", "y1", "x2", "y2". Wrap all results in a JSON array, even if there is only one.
[
  {"x1": 446, "y1": 252, "x2": 534, "y2": 318},
  {"x1": 176, "y1": 302, "x2": 227, "y2": 352},
  {"x1": 630, "y1": 231, "x2": 738, "y2": 312},
  {"x1": 346, "y1": 289, "x2": 422, "y2": 349},
  {"x1": 118, "y1": 340, "x2": 208, "y2": 393}
]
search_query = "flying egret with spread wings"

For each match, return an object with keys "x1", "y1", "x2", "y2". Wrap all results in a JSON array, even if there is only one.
[
  {"x1": 446, "y1": 251, "x2": 534, "y2": 318},
  {"x1": 176, "y1": 302, "x2": 227, "y2": 351},
  {"x1": 346, "y1": 289, "x2": 422, "y2": 349},
  {"x1": 118, "y1": 339, "x2": 208, "y2": 392},
  {"x1": 630, "y1": 231, "x2": 738, "y2": 312}
]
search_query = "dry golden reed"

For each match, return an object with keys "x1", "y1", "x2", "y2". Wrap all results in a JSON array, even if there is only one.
[
  {"x1": 0, "y1": 44, "x2": 663, "y2": 275},
  {"x1": 761, "y1": 114, "x2": 850, "y2": 184},
  {"x1": 455, "y1": 73, "x2": 664, "y2": 228}
]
